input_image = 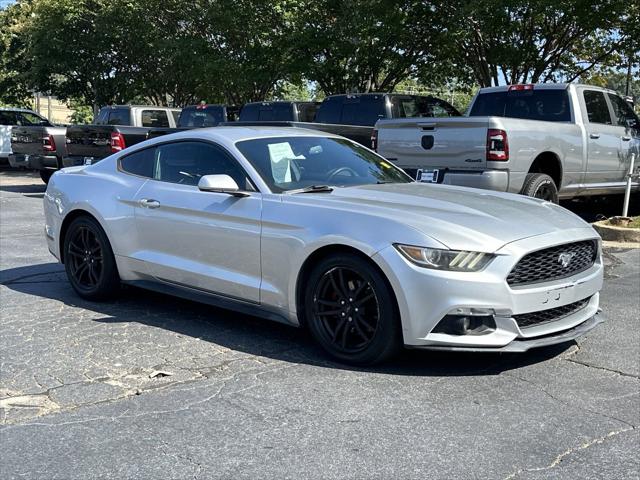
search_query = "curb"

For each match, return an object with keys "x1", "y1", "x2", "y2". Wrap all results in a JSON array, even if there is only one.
[{"x1": 593, "y1": 220, "x2": 640, "y2": 244}]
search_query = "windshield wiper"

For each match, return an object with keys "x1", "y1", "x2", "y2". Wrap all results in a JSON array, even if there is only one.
[{"x1": 286, "y1": 185, "x2": 334, "y2": 194}]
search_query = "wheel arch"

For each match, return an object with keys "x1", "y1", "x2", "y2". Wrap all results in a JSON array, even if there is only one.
[
  {"x1": 58, "y1": 209, "x2": 109, "y2": 264},
  {"x1": 528, "y1": 151, "x2": 563, "y2": 189},
  {"x1": 294, "y1": 244, "x2": 401, "y2": 329}
]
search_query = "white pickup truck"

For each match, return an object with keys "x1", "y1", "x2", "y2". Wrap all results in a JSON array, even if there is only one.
[{"x1": 375, "y1": 84, "x2": 639, "y2": 202}]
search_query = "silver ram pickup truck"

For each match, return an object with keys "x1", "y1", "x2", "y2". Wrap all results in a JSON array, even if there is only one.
[{"x1": 375, "y1": 84, "x2": 639, "y2": 202}]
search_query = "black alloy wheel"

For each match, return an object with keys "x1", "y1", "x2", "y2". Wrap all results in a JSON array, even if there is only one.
[
  {"x1": 64, "y1": 216, "x2": 120, "y2": 300},
  {"x1": 305, "y1": 254, "x2": 401, "y2": 365}
]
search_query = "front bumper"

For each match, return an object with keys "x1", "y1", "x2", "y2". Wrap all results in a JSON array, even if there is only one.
[{"x1": 373, "y1": 227, "x2": 604, "y2": 351}]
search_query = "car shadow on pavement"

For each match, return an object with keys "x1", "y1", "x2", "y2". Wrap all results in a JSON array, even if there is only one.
[
  {"x1": 1, "y1": 262, "x2": 574, "y2": 377},
  {"x1": 0, "y1": 183, "x2": 47, "y2": 194}
]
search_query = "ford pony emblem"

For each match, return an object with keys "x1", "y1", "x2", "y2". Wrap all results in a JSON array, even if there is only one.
[{"x1": 558, "y1": 252, "x2": 575, "y2": 268}]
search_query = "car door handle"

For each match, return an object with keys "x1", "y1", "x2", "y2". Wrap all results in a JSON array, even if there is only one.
[
  {"x1": 621, "y1": 135, "x2": 631, "y2": 141},
  {"x1": 139, "y1": 198, "x2": 160, "y2": 209},
  {"x1": 589, "y1": 133, "x2": 600, "y2": 139}
]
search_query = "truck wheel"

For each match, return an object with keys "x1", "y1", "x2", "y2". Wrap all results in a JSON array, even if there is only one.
[
  {"x1": 521, "y1": 173, "x2": 558, "y2": 203},
  {"x1": 39, "y1": 170, "x2": 54, "y2": 184}
]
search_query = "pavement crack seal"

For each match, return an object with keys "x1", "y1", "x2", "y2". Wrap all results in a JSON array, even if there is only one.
[
  {"x1": 504, "y1": 371, "x2": 637, "y2": 429},
  {"x1": 503, "y1": 426, "x2": 635, "y2": 480},
  {"x1": 565, "y1": 358, "x2": 640, "y2": 379}
]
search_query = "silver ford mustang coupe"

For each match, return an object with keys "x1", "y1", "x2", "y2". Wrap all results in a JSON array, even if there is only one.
[{"x1": 44, "y1": 127, "x2": 604, "y2": 364}]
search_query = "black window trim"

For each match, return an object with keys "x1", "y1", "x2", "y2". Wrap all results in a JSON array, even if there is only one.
[
  {"x1": 582, "y1": 89, "x2": 615, "y2": 126},
  {"x1": 117, "y1": 138, "x2": 259, "y2": 193}
]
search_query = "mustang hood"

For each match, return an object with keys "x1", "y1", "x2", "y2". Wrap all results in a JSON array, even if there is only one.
[{"x1": 286, "y1": 183, "x2": 594, "y2": 252}]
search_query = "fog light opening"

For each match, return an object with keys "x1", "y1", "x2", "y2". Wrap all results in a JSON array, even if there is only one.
[{"x1": 432, "y1": 314, "x2": 496, "y2": 336}]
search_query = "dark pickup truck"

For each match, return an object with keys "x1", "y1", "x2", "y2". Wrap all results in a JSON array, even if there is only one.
[
  {"x1": 9, "y1": 124, "x2": 67, "y2": 183},
  {"x1": 63, "y1": 105, "x2": 180, "y2": 167},
  {"x1": 238, "y1": 101, "x2": 319, "y2": 122},
  {"x1": 147, "y1": 104, "x2": 240, "y2": 139},
  {"x1": 228, "y1": 94, "x2": 461, "y2": 148}
]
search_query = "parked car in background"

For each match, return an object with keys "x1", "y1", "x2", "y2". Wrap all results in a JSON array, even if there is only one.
[
  {"x1": 239, "y1": 101, "x2": 319, "y2": 122},
  {"x1": 147, "y1": 103, "x2": 240, "y2": 139},
  {"x1": 44, "y1": 127, "x2": 603, "y2": 365},
  {"x1": 63, "y1": 105, "x2": 180, "y2": 167},
  {"x1": 231, "y1": 94, "x2": 461, "y2": 148},
  {"x1": 9, "y1": 124, "x2": 67, "y2": 183},
  {"x1": 375, "y1": 84, "x2": 640, "y2": 202},
  {"x1": 0, "y1": 108, "x2": 51, "y2": 165}
]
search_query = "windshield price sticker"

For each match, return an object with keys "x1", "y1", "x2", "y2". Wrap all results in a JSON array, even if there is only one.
[{"x1": 267, "y1": 142, "x2": 304, "y2": 183}]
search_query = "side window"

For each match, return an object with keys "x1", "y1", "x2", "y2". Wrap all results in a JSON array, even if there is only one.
[
  {"x1": 141, "y1": 109, "x2": 170, "y2": 127},
  {"x1": 107, "y1": 108, "x2": 131, "y2": 125},
  {"x1": 120, "y1": 147, "x2": 156, "y2": 178},
  {"x1": 153, "y1": 141, "x2": 251, "y2": 189},
  {"x1": 608, "y1": 94, "x2": 639, "y2": 130},
  {"x1": 0, "y1": 111, "x2": 18, "y2": 125},
  {"x1": 19, "y1": 112, "x2": 49, "y2": 126},
  {"x1": 170, "y1": 110, "x2": 180, "y2": 125},
  {"x1": 583, "y1": 91, "x2": 612, "y2": 125},
  {"x1": 95, "y1": 108, "x2": 109, "y2": 124}
]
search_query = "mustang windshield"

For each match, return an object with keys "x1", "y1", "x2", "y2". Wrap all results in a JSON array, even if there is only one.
[{"x1": 235, "y1": 136, "x2": 413, "y2": 192}]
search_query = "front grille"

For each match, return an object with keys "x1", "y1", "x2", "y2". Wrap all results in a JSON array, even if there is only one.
[
  {"x1": 507, "y1": 240, "x2": 597, "y2": 286},
  {"x1": 514, "y1": 297, "x2": 591, "y2": 329}
]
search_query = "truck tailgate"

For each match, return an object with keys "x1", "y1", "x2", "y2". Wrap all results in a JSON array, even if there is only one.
[
  {"x1": 11, "y1": 126, "x2": 66, "y2": 156},
  {"x1": 65, "y1": 125, "x2": 115, "y2": 158},
  {"x1": 11, "y1": 126, "x2": 49, "y2": 155},
  {"x1": 376, "y1": 117, "x2": 489, "y2": 170}
]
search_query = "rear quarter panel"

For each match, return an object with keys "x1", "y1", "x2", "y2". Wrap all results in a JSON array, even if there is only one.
[{"x1": 45, "y1": 160, "x2": 147, "y2": 279}]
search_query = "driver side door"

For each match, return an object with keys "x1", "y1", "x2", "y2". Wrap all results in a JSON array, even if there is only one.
[{"x1": 133, "y1": 140, "x2": 263, "y2": 303}]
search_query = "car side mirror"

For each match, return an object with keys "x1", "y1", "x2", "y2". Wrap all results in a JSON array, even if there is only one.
[{"x1": 197, "y1": 174, "x2": 249, "y2": 197}]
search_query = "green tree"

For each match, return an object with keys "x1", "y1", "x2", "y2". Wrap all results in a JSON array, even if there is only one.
[
  {"x1": 0, "y1": 1, "x2": 34, "y2": 107},
  {"x1": 295, "y1": 0, "x2": 451, "y2": 95},
  {"x1": 25, "y1": 0, "x2": 150, "y2": 114},
  {"x1": 445, "y1": 0, "x2": 628, "y2": 87}
]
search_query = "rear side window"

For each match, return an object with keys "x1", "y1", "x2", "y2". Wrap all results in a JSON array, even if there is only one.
[
  {"x1": 141, "y1": 110, "x2": 170, "y2": 127},
  {"x1": 607, "y1": 94, "x2": 639, "y2": 130},
  {"x1": 107, "y1": 108, "x2": 131, "y2": 126},
  {"x1": 120, "y1": 147, "x2": 155, "y2": 178},
  {"x1": 470, "y1": 89, "x2": 571, "y2": 122},
  {"x1": 0, "y1": 111, "x2": 19, "y2": 125},
  {"x1": 583, "y1": 91, "x2": 612, "y2": 125}
]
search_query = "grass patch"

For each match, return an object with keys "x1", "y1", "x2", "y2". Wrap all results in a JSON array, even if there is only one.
[{"x1": 605, "y1": 216, "x2": 640, "y2": 228}]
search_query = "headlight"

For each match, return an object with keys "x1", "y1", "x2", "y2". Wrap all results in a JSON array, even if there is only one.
[{"x1": 394, "y1": 244, "x2": 495, "y2": 271}]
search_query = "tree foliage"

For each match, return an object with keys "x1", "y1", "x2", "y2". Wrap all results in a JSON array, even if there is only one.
[
  {"x1": 1, "y1": 0, "x2": 636, "y2": 111},
  {"x1": 446, "y1": 0, "x2": 629, "y2": 87}
]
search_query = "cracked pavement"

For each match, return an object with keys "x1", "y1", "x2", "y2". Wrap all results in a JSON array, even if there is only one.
[{"x1": 1, "y1": 169, "x2": 638, "y2": 479}]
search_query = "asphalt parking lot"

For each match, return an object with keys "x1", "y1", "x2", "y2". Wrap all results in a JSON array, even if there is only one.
[{"x1": 1, "y1": 169, "x2": 638, "y2": 480}]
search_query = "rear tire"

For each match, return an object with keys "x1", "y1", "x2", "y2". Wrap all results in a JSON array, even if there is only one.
[
  {"x1": 63, "y1": 216, "x2": 120, "y2": 300},
  {"x1": 303, "y1": 253, "x2": 402, "y2": 365},
  {"x1": 39, "y1": 169, "x2": 54, "y2": 184},
  {"x1": 521, "y1": 173, "x2": 559, "y2": 203}
]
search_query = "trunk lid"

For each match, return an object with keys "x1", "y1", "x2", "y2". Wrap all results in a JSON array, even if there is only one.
[{"x1": 376, "y1": 117, "x2": 490, "y2": 172}]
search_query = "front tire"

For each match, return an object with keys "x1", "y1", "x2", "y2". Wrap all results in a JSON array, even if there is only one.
[
  {"x1": 63, "y1": 216, "x2": 120, "y2": 300},
  {"x1": 39, "y1": 169, "x2": 54, "y2": 184},
  {"x1": 521, "y1": 173, "x2": 559, "y2": 203},
  {"x1": 304, "y1": 254, "x2": 401, "y2": 365}
]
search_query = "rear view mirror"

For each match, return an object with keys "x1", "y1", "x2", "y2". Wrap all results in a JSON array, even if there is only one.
[{"x1": 197, "y1": 174, "x2": 249, "y2": 197}]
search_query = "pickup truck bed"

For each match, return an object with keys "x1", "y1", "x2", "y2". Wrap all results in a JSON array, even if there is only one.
[{"x1": 376, "y1": 83, "x2": 639, "y2": 201}]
